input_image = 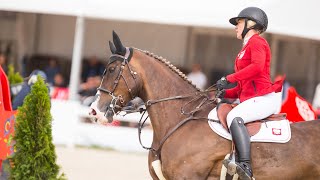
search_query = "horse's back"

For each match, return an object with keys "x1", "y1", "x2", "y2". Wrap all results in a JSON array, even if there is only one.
[
  {"x1": 291, "y1": 119, "x2": 320, "y2": 138},
  {"x1": 290, "y1": 119, "x2": 320, "y2": 128},
  {"x1": 251, "y1": 120, "x2": 320, "y2": 179}
]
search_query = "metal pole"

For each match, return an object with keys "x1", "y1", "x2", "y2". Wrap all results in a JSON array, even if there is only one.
[
  {"x1": 270, "y1": 34, "x2": 279, "y2": 80},
  {"x1": 69, "y1": 16, "x2": 85, "y2": 101}
]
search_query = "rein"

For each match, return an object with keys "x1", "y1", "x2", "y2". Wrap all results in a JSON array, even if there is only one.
[{"x1": 136, "y1": 85, "x2": 220, "y2": 157}]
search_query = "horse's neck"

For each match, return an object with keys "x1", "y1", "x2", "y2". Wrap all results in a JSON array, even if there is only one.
[{"x1": 135, "y1": 54, "x2": 198, "y2": 141}]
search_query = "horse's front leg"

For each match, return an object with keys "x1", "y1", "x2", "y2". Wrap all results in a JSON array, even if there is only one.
[
  {"x1": 160, "y1": 153, "x2": 219, "y2": 180},
  {"x1": 148, "y1": 150, "x2": 205, "y2": 180}
]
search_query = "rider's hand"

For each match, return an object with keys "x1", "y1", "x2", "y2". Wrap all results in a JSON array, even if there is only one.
[
  {"x1": 217, "y1": 76, "x2": 238, "y2": 90},
  {"x1": 215, "y1": 89, "x2": 225, "y2": 99},
  {"x1": 216, "y1": 77, "x2": 229, "y2": 90}
]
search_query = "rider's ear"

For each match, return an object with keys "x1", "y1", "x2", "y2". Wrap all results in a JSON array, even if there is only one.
[
  {"x1": 109, "y1": 41, "x2": 116, "y2": 54},
  {"x1": 112, "y1": 30, "x2": 126, "y2": 56}
]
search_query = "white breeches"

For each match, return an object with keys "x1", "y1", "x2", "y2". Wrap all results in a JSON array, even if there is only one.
[{"x1": 226, "y1": 92, "x2": 281, "y2": 128}]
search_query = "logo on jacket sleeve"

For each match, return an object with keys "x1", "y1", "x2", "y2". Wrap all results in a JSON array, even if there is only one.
[{"x1": 237, "y1": 50, "x2": 246, "y2": 59}]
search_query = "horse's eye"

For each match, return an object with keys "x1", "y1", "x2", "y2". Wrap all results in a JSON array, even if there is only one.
[{"x1": 109, "y1": 67, "x2": 115, "y2": 73}]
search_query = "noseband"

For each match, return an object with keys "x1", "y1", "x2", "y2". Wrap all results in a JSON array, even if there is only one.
[{"x1": 97, "y1": 48, "x2": 139, "y2": 116}]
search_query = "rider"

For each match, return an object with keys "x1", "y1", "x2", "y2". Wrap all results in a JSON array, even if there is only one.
[
  {"x1": 12, "y1": 70, "x2": 48, "y2": 110},
  {"x1": 216, "y1": 7, "x2": 283, "y2": 179}
]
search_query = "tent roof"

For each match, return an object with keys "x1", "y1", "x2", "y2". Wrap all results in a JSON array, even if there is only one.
[{"x1": 0, "y1": 0, "x2": 319, "y2": 40}]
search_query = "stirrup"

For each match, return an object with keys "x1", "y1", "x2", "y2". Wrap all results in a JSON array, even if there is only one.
[
  {"x1": 236, "y1": 162, "x2": 253, "y2": 180},
  {"x1": 222, "y1": 159, "x2": 237, "y2": 176}
]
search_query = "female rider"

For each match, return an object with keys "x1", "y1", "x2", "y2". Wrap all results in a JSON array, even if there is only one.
[{"x1": 216, "y1": 7, "x2": 284, "y2": 180}]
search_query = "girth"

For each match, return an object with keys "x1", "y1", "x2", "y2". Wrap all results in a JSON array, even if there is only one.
[{"x1": 217, "y1": 103, "x2": 287, "y2": 136}]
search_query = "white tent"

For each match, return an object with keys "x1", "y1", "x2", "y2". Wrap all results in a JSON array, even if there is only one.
[
  {"x1": 1, "y1": 0, "x2": 319, "y2": 40},
  {"x1": 0, "y1": 0, "x2": 319, "y2": 100}
]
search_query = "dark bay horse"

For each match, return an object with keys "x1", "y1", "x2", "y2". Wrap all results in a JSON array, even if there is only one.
[{"x1": 89, "y1": 31, "x2": 320, "y2": 179}]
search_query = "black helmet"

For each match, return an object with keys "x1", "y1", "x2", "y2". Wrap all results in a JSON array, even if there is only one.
[{"x1": 229, "y1": 7, "x2": 268, "y2": 33}]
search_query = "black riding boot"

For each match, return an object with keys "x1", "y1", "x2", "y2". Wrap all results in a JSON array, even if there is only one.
[{"x1": 230, "y1": 117, "x2": 253, "y2": 180}]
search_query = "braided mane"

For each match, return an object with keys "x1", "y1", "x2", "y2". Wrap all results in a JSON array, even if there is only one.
[{"x1": 133, "y1": 47, "x2": 201, "y2": 92}]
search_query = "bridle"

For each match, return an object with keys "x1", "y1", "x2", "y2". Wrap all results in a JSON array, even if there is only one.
[{"x1": 97, "y1": 48, "x2": 139, "y2": 117}]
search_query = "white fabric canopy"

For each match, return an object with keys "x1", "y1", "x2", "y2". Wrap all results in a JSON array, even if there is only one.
[
  {"x1": 1, "y1": 0, "x2": 318, "y2": 100},
  {"x1": 0, "y1": 0, "x2": 319, "y2": 40}
]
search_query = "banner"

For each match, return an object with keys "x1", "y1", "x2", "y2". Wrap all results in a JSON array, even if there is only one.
[
  {"x1": 280, "y1": 87, "x2": 317, "y2": 122},
  {"x1": 0, "y1": 66, "x2": 16, "y2": 163}
]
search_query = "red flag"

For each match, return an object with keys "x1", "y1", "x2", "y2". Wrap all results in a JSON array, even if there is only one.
[
  {"x1": 281, "y1": 87, "x2": 317, "y2": 122},
  {"x1": 0, "y1": 66, "x2": 16, "y2": 164}
]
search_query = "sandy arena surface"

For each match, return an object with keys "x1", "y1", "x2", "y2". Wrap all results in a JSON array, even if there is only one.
[{"x1": 56, "y1": 146, "x2": 151, "y2": 180}]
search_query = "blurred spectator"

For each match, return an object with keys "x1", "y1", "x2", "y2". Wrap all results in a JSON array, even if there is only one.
[
  {"x1": 187, "y1": 64, "x2": 207, "y2": 90},
  {"x1": 0, "y1": 53, "x2": 7, "y2": 74},
  {"x1": 81, "y1": 56, "x2": 104, "y2": 83},
  {"x1": 53, "y1": 73, "x2": 66, "y2": 87},
  {"x1": 12, "y1": 70, "x2": 48, "y2": 110},
  {"x1": 45, "y1": 58, "x2": 60, "y2": 85},
  {"x1": 79, "y1": 76, "x2": 102, "y2": 105},
  {"x1": 50, "y1": 73, "x2": 69, "y2": 100}
]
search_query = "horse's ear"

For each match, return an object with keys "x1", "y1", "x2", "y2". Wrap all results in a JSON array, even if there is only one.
[
  {"x1": 112, "y1": 30, "x2": 126, "y2": 56},
  {"x1": 109, "y1": 41, "x2": 116, "y2": 54}
]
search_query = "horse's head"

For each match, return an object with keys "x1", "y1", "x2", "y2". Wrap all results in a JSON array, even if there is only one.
[{"x1": 89, "y1": 31, "x2": 141, "y2": 124}]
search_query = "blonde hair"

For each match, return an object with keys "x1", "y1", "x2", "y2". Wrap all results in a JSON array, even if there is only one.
[
  {"x1": 237, "y1": 19, "x2": 262, "y2": 34},
  {"x1": 247, "y1": 20, "x2": 263, "y2": 34},
  {"x1": 247, "y1": 20, "x2": 256, "y2": 28}
]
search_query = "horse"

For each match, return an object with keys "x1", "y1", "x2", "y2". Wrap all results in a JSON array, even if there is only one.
[{"x1": 89, "y1": 31, "x2": 320, "y2": 179}]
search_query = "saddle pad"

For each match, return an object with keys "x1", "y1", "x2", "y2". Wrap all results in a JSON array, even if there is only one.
[{"x1": 208, "y1": 108, "x2": 291, "y2": 143}]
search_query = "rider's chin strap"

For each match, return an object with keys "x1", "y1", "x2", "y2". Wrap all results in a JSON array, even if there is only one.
[{"x1": 241, "y1": 19, "x2": 256, "y2": 39}]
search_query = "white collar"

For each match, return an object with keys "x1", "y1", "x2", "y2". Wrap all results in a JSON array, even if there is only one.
[{"x1": 243, "y1": 34, "x2": 254, "y2": 46}]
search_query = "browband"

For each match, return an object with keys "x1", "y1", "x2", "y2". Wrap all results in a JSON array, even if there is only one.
[{"x1": 108, "y1": 47, "x2": 133, "y2": 64}]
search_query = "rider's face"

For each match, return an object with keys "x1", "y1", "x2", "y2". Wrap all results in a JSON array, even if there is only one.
[{"x1": 235, "y1": 19, "x2": 245, "y2": 40}]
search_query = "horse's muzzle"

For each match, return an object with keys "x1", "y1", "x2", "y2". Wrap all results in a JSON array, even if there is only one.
[
  {"x1": 105, "y1": 109, "x2": 114, "y2": 123},
  {"x1": 89, "y1": 104, "x2": 111, "y2": 124},
  {"x1": 89, "y1": 108, "x2": 99, "y2": 123}
]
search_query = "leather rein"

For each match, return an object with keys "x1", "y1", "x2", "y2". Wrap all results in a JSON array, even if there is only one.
[{"x1": 97, "y1": 49, "x2": 220, "y2": 158}]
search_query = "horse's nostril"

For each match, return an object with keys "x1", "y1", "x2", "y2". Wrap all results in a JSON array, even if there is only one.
[{"x1": 90, "y1": 109, "x2": 97, "y2": 116}]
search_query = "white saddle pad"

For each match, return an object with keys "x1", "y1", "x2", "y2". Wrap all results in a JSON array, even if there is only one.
[{"x1": 208, "y1": 107, "x2": 291, "y2": 143}]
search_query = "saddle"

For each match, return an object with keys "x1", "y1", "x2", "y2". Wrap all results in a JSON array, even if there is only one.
[{"x1": 217, "y1": 103, "x2": 287, "y2": 136}]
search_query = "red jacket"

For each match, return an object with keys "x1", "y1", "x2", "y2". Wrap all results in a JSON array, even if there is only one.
[{"x1": 224, "y1": 34, "x2": 283, "y2": 102}]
